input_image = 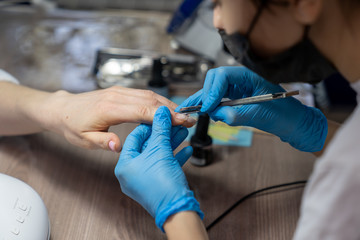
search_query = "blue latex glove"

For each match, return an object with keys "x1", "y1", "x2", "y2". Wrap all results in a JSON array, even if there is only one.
[
  {"x1": 176, "y1": 66, "x2": 328, "y2": 152},
  {"x1": 115, "y1": 106, "x2": 203, "y2": 232}
]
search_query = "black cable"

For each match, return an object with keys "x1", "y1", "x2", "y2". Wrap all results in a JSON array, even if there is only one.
[
  {"x1": 0, "y1": 0, "x2": 31, "y2": 9},
  {"x1": 206, "y1": 180, "x2": 307, "y2": 231}
]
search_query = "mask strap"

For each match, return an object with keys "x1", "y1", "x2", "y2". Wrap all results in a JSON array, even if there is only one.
[{"x1": 245, "y1": 1, "x2": 267, "y2": 39}]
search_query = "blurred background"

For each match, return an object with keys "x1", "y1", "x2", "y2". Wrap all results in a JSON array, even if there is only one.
[
  {"x1": 0, "y1": 0, "x2": 357, "y2": 122},
  {"x1": 56, "y1": 0, "x2": 182, "y2": 11}
]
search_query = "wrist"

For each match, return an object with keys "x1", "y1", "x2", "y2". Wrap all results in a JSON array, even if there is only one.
[
  {"x1": 164, "y1": 211, "x2": 208, "y2": 240},
  {"x1": 155, "y1": 192, "x2": 203, "y2": 232},
  {"x1": 285, "y1": 106, "x2": 328, "y2": 152},
  {"x1": 16, "y1": 87, "x2": 52, "y2": 133},
  {"x1": 24, "y1": 89, "x2": 71, "y2": 134}
]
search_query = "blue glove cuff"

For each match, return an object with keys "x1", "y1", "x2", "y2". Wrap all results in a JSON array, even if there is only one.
[
  {"x1": 284, "y1": 106, "x2": 328, "y2": 152},
  {"x1": 155, "y1": 194, "x2": 204, "y2": 232}
]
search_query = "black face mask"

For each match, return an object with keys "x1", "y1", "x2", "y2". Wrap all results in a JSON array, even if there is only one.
[{"x1": 219, "y1": 5, "x2": 336, "y2": 84}]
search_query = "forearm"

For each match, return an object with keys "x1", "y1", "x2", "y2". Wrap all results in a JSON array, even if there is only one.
[
  {"x1": 0, "y1": 82, "x2": 59, "y2": 135},
  {"x1": 314, "y1": 119, "x2": 340, "y2": 157},
  {"x1": 164, "y1": 211, "x2": 208, "y2": 240}
]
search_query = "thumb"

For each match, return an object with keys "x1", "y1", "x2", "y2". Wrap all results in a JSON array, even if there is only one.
[
  {"x1": 82, "y1": 131, "x2": 122, "y2": 152},
  {"x1": 175, "y1": 89, "x2": 203, "y2": 112},
  {"x1": 150, "y1": 106, "x2": 172, "y2": 146}
]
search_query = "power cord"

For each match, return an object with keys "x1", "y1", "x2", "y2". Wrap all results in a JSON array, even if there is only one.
[
  {"x1": 0, "y1": 0, "x2": 31, "y2": 8},
  {"x1": 206, "y1": 180, "x2": 307, "y2": 231}
]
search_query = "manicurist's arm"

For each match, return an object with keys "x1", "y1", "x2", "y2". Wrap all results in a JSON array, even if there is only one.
[
  {"x1": 314, "y1": 119, "x2": 341, "y2": 157},
  {"x1": 164, "y1": 211, "x2": 208, "y2": 240}
]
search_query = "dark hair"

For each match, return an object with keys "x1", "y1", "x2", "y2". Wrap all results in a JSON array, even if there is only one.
[
  {"x1": 252, "y1": 0, "x2": 289, "y2": 8},
  {"x1": 340, "y1": 0, "x2": 360, "y2": 20},
  {"x1": 253, "y1": 0, "x2": 360, "y2": 8}
]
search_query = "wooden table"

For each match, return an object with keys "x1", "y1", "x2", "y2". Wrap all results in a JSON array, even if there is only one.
[
  {"x1": 0, "y1": 126, "x2": 315, "y2": 240},
  {"x1": 0, "y1": 7, "x2": 316, "y2": 240}
]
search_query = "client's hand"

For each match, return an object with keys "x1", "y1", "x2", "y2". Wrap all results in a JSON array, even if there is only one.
[{"x1": 45, "y1": 87, "x2": 196, "y2": 152}]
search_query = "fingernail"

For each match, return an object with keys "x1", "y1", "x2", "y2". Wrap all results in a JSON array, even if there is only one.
[
  {"x1": 109, "y1": 141, "x2": 116, "y2": 152},
  {"x1": 187, "y1": 117, "x2": 197, "y2": 125},
  {"x1": 175, "y1": 113, "x2": 189, "y2": 121}
]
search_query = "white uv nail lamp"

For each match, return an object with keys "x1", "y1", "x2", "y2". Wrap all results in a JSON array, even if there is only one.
[{"x1": 0, "y1": 173, "x2": 50, "y2": 240}]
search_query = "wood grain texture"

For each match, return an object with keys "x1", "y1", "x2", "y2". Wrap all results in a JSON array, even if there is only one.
[{"x1": 0, "y1": 124, "x2": 315, "y2": 240}]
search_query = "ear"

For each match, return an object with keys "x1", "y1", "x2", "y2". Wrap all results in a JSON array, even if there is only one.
[{"x1": 291, "y1": 0, "x2": 323, "y2": 24}]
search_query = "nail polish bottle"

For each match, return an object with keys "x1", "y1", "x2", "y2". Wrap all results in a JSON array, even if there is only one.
[
  {"x1": 148, "y1": 57, "x2": 169, "y2": 98},
  {"x1": 190, "y1": 113, "x2": 213, "y2": 166}
]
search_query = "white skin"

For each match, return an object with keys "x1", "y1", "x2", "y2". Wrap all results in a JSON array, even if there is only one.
[
  {"x1": 164, "y1": 0, "x2": 360, "y2": 239},
  {"x1": 0, "y1": 83, "x2": 196, "y2": 152}
]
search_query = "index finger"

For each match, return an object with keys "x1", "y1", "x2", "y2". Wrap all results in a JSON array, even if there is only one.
[
  {"x1": 112, "y1": 87, "x2": 178, "y2": 110},
  {"x1": 104, "y1": 103, "x2": 196, "y2": 128}
]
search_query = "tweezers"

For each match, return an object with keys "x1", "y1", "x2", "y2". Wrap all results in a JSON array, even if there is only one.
[{"x1": 179, "y1": 90, "x2": 299, "y2": 114}]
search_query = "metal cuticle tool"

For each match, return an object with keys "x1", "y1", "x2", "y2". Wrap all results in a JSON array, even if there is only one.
[{"x1": 179, "y1": 90, "x2": 300, "y2": 114}]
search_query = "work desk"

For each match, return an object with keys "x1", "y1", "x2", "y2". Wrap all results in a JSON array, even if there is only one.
[
  {"x1": 0, "y1": 128, "x2": 315, "y2": 240},
  {"x1": 0, "y1": 7, "x2": 316, "y2": 240}
]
